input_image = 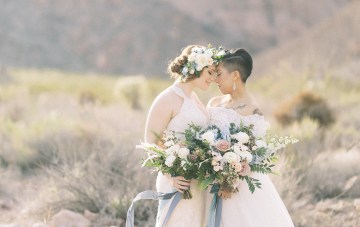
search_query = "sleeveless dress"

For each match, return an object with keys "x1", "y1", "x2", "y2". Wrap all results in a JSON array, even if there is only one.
[
  {"x1": 155, "y1": 84, "x2": 209, "y2": 227},
  {"x1": 207, "y1": 106, "x2": 294, "y2": 227}
]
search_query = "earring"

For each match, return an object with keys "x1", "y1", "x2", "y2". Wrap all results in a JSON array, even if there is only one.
[{"x1": 233, "y1": 81, "x2": 237, "y2": 91}]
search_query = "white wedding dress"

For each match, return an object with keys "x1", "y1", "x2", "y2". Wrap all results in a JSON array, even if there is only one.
[
  {"x1": 155, "y1": 84, "x2": 208, "y2": 227},
  {"x1": 207, "y1": 106, "x2": 294, "y2": 227}
]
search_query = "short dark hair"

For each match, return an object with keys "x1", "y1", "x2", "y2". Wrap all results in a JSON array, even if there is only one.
[{"x1": 222, "y1": 48, "x2": 253, "y2": 83}]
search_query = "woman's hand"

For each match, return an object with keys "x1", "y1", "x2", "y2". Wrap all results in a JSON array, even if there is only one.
[{"x1": 170, "y1": 176, "x2": 191, "y2": 193}]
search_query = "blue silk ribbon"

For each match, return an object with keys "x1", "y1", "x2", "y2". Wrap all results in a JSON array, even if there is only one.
[
  {"x1": 207, "y1": 184, "x2": 222, "y2": 227},
  {"x1": 126, "y1": 190, "x2": 182, "y2": 227}
]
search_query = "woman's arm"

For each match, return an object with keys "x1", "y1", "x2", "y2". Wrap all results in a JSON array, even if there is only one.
[{"x1": 145, "y1": 93, "x2": 173, "y2": 144}]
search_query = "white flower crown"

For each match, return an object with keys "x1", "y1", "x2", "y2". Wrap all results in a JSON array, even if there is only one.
[{"x1": 180, "y1": 45, "x2": 225, "y2": 81}]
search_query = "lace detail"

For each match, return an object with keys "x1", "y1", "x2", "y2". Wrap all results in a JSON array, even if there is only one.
[
  {"x1": 206, "y1": 106, "x2": 294, "y2": 227},
  {"x1": 207, "y1": 106, "x2": 269, "y2": 137}
]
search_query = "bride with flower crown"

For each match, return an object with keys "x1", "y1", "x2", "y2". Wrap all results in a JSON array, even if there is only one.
[
  {"x1": 144, "y1": 45, "x2": 223, "y2": 227},
  {"x1": 206, "y1": 48, "x2": 294, "y2": 227}
]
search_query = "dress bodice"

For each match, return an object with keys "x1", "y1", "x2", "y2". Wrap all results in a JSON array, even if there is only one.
[
  {"x1": 207, "y1": 106, "x2": 270, "y2": 138},
  {"x1": 166, "y1": 85, "x2": 209, "y2": 136}
]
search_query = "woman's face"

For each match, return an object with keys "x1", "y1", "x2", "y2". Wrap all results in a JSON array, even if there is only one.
[
  {"x1": 193, "y1": 65, "x2": 216, "y2": 90},
  {"x1": 215, "y1": 63, "x2": 234, "y2": 94}
]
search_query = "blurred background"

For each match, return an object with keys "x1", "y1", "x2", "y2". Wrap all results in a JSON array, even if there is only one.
[{"x1": 0, "y1": 0, "x2": 359, "y2": 226}]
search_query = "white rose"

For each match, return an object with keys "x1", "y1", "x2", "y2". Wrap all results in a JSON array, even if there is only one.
[
  {"x1": 178, "y1": 147, "x2": 190, "y2": 159},
  {"x1": 165, "y1": 144, "x2": 180, "y2": 155},
  {"x1": 238, "y1": 151, "x2": 253, "y2": 162},
  {"x1": 255, "y1": 140, "x2": 267, "y2": 148},
  {"x1": 222, "y1": 152, "x2": 240, "y2": 163},
  {"x1": 213, "y1": 165, "x2": 221, "y2": 172},
  {"x1": 206, "y1": 58, "x2": 214, "y2": 66},
  {"x1": 231, "y1": 132, "x2": 250, "y2": 144},
  {"x1": 195, "y1": 55, "x2": 208, "y2": 67},
  {"x1": 196, "y1": 63, "x2": 204, "y2": 72},
  {"x1": 165, "y1": 155, "x2": 176, "y2": 167},
  {"x1": 188, "y1": 53, "x2": 196, "y2": 62},
  {"x1": 201, "y1": 131, "x2": 215, "y2": 145}
]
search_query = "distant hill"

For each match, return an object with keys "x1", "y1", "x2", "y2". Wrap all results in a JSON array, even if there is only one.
[
  {"x1": 0, "y1": 0, "x2": 352, "y2": 75},
  {"x1": 254, "y1": 0, "x2": 360, "y2": 80}
]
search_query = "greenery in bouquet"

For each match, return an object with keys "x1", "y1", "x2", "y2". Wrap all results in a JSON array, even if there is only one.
[
  {"x1": 195, "y1": 121, "x2": 298, "y2": 197},
  {"x1": 137, "y1": 127, "x2": 208, "y2": 199}
]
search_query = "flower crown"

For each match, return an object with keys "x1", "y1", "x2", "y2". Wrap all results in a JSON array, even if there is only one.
[{"x1": 180, "y1": 45, "x2": 225, "y2": 81}]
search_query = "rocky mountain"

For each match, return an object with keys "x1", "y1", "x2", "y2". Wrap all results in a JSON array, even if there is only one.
[
  {"x1": 253, "y1": 0, "x2": 360, "y2": 80},
  {"x1": 0, "y1": 0, "x2": 353, "y2": 75}
]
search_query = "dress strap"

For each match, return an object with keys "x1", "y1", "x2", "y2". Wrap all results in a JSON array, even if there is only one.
[{"x1": 170, "y1": 84, "x2": 189, "y2": 100}]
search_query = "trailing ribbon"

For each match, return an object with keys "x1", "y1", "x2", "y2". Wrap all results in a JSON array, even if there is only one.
[
  {"x1": 207, "y1": 184, "x2": 223, "y2": 227},
  {"x1": 126, "y1": 190, "x2": 182, "y2": 227}
]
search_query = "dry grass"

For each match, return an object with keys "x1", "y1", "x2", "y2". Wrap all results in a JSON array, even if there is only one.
[{"x1": 0, "y1": 68, "x2": 359, "y2": 226}]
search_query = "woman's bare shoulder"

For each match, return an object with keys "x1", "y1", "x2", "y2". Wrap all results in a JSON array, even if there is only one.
[{"x1": 152, "y1": 87, "x2": 182, "y2": 107}]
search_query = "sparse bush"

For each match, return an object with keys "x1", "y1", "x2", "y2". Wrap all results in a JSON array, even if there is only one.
[
  {"x1": 78, "y1": 91, "x2": 98, "y2": 105},
  {"x1": 114, "y1": 75, "x2": 146, "y2": 110},
  {"x1": 31, "y1": 126, "x2": 157, "y2": 226},
  {"x1": 274, "y1": 91, "x2": 335, "y2": 128},
  {"x1": 306, "y1": 148, "x2": 360, "y2": 200}
]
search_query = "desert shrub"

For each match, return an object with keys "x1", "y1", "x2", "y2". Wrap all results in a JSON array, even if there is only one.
[
  {"x1": 113, "y1": 75, "x2": 147, "y2": 110},
  {"x1": 274, "y1": 91, "x2": 335, "y2": 128},
  {"x1": 31, "y1": 127, "x2": 157, "y2": 226},
  {"x1": 305, "y1": 148, "x2": 360, "y2": 200},
  {"x1": 78, "y1": 91, "x2": 98, "y2": 106}
]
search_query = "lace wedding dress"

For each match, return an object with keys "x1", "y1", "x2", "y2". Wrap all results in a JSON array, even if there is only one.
[
  {"x1": 207, "y1": 106, "x2": 294, "y2": 227},
  {"x1": 155, "y1": 84, "x2": 208, "y2": 227}
]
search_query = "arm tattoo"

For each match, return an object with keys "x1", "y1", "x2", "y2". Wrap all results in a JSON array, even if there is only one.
[
  {"x1": 233, "y1": 104, "x2": 246, "y2": 110},
  {"x1": 253, "y1": 108, "x2": 263, "y2": 116}
]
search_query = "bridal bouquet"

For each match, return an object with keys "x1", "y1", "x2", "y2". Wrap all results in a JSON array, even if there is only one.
[
  {"x1": 196, "y1": 121, "x2": 298, "y2": 197},
  {"x1": 137, "y1": 126, "x2": 209, "y2": 199}
]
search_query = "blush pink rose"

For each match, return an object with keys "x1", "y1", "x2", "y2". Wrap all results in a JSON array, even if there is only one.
[
  {"x1": 215, "y1": 140, "x2": 231, "y2": 152},
  {"x1": 239, "y1": 162, "x2": 251, "y2": 176}
]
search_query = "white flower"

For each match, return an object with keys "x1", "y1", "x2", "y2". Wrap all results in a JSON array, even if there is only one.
[
  {"x1": 233, "y1": 144, "x2": 249, "y2": 154},
  {"x1": 189, "y1": 69, "x2": 195, "y2": 74},
  {"x1": 201, "y1": 131, "x2": 215, "y2": 145},
  {"x1": 188, "y1": 53, "x2": 196, "y2": 62},
  {"x1": 250, "y1": 119, "x2": 270, "y2": 138},
  {"x1": 165, "y1": 144, "x2": 180, "y2": 155},
  {"x1": 164, "y1": 140, "x2": 175, "y2": 147},
  {"x1": 206, "y1": 58, "x2": 214, "y2": 66},
  {"x1": 231, "y1": 132, "x2": 250, "y2": 144},
  {"x1": 178, "y1": 147, "x2": 190, "y2": 159},
  {"x1": 196, "y1": 63, "x2": 204, "y2": 72},
  {"x1": 222, "y1": 152, "x2": 240, "y2": 163},
  {"x1": 213, "y1": 165, "x2": 221, "y2": 172},
  {"x1": 165, "y1": 155, "x2": 176, "y2": 167},
  {"x1": 204, "y1": 49, "x2": 214, "y2": 56},
  {"x1": 238, "y1": 151, "x2": 253, "y2": 162},
  {"x1": 216, "y1": 50, "x2": 225, "y2": 57},
  {"x1": 255, "y1": 140, "x2": 267, "y2": 148},
  {"x1": 195, "y1": 55, "x2": 208, "y2": 68}
]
